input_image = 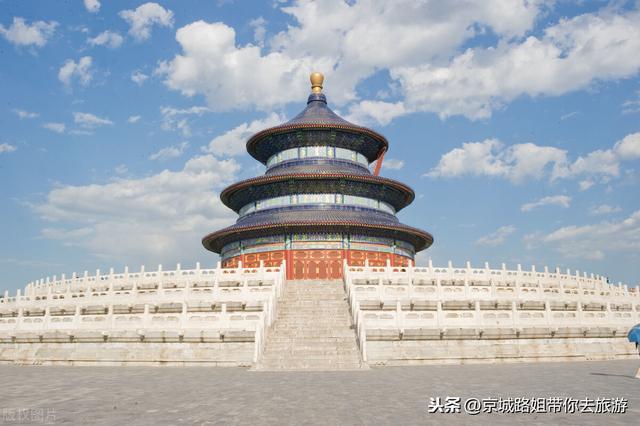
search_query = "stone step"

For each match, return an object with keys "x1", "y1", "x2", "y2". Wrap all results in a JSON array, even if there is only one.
[
  {"x1": 277, "y1": 311, "x2": 349, "y2": 315},
  {"x1": 263, "y1": 343, "x2": 358, "y2": 350},
  {"x1": 273, "y1": 322, "x2": 353, "y2": 336},
  {"x1": 262, "y1": 350, "x2": 360, "y2": 357},
  {"x1": 255, "y1": 279, "x2": 365, "y2": 371},
  {"x1": 277, "y1": 308, "x2": 349, "y2": 312},
  {"x1": 255, "y1": 362, "x2": 365, "y2": 371},
  {"x1": 264, "y1": 339, "x2": 358, "y2": 346},
  {"x1": 270, "y1": 327, "x2": 353, "y2": 333},
  {"x1": 258, "y1": 357, "x2": 362, "y2": 365},
  {"x1": 266, "y1": 336, "x2": 357, "y2": 342},
  {"x1": 264, "y1": 346, "x2": 357, "y2": 352},
  {"x1": 273, "y1": 317, "x2": 352, "y2": 322}
]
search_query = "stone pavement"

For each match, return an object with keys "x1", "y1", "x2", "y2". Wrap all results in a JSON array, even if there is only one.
[{"x1": 0, "y1": 360, "x2": 638, "y2": 425}]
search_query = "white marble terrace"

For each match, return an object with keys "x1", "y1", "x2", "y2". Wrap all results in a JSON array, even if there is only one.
[
  {"x1": 0, "y1": 262, "x2": 285, "y2": 363},
  {"x1": 1, "y1": 259, "x2": 638, "y2": 365},
  {"x1": 344, "y1": 260, "x2": 639, "y2": 361}
]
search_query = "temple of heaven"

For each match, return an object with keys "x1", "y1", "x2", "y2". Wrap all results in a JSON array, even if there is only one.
[{"x1": 202, "y1": 72, "x2": 433, "y2": 280}]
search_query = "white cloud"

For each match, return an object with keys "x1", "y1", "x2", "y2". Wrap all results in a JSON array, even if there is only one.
[
  {"x1": 84, "y1": 0, "x2": 101, "y2": 13},
  {"x1": 160, "y1": 106, "x2": 212, "y2": 137},
  {"x1": 128, "y1": 115, "x2": 141, "y2": 123},
  {"x1": 43, "y1": 122, "x2": 66, "y2": 134},
  {"x1": 161, "y1": 106, "x2": 211, "y2": 117},
  {"x1": 0, "y1": 143, "x2": 17, "y2": 154},
  {"x1": 425, "y1": 139, "x2": 568, "y2": 183},
  {"x1": 249, "y1": 17, "x2": 267, "y2": 47},
  {"x1": 13, "y1": 109, "x2": 39, "y2": 119},
  {"x1": 521, "y1": 195, "x2": 571, "y2": 212},
  {"x1": 392, "y1": 8, "x2": 640, "y2": 119},
  {"x1": 87, "y1": 31, "x2": 123, "y2": 49},
  {"x1": 35, "y1": 155, "x2": 239, "y2": 265},
  {"x1": 613, "y1": 132, "x2": 640, "y2": 160},
  {"x1": 381, "y1": 158, "x2": 404, "y2": 170},
  {"x1": 69, "y1": 129, "x2": 93, "y2": 136},
  {"x1": 119, "y1": 2, "x2": 174, "y2": 41},
  {"x1": 204, "y1": 113, "x2": 284, "y2": 157},
  {"x1": 149, "y1": 141, "x2": 189, "y2": 161},
  {"x1": 131, "y1": 70, "x2": 149, "y2": 85},
  {"x1": 270, "y1": 0, "x2": 546, "y2": 107},
  {"x1": 579, "y1": 179, "x2": 595, "y2": 191},
  {"x1": 476, "y1": 225, "x2": 516, "y2": 246},
  {"x1": 58, "y1": 56, "x2": 93, "y2": 87},
  {"x1": 589, "y1": 204, "x2": 622, "y2": 216},
  {"x1": 623, "y1": 91, "x2": 640, "y2": 114},
  {"x1": 0, "y1": 17, "x2": 57, "y2": 48},
  {"x1": 114, "y1": 164, "x2": 128, "y2": 175},
  {"x1": 73, "y1": 112, "x2": 113, "y2": 128},
  {"x1": 155, "y1": 2, "x2": 640, "y2": 124},
  {"x1": 560, "y1": 111, "x2": 579, "y2": 121},
  {"x1": 427, "y1": 132, "x2": 640, "y2": 185},
  {"x1": 345, "y1": 101, "x2": 406, "y2": 126},
  {"x1": 157, "y1": 20, "x2": 333, "y2": 111},
  {"x1": 525, "y1": 210, "x2": 640, "y2": 260}
]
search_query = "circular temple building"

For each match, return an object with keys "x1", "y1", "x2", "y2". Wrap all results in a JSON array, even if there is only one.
[{"x1": 202, "y1": 73, "x2": 433, "y2": 280}]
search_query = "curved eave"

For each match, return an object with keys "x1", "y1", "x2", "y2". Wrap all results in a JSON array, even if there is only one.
[
  {"x1": 246, "y1": 123, "x2": 389, "y2": 164},
  {"x1": 202, "y1": 221, "x2": 433, "y2": 254},
  {"x1": 220, "y1": 173, "x2": 416, "y2": 211}
]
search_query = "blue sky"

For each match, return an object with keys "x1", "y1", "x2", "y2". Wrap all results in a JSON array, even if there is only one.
[{"x1": 0, "y1": 0, "x2": 639, "y2": 291}]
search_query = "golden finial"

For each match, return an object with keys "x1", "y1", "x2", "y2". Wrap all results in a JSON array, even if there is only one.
[{"x1": 310, "y1": 72, "x2": 324, "y2": 93}]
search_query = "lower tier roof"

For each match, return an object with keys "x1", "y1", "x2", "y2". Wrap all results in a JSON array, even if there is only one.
[{"x1": 202, "y1": 212, "x2": 433, "y2": 254}]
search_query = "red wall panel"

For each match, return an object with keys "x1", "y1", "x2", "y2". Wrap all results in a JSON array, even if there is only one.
[{"x1": 222, "y1": 249, "x2": 412, "y2": 280}]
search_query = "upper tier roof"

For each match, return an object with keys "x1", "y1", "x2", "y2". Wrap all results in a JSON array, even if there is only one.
[
  {"x1": 287, "y1": 93, "x2": 353, "y2": 126},
  {"x1": 246, "y1": 93, "x2": 388, "y2": 164}
]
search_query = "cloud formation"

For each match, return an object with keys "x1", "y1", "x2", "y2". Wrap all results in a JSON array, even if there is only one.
[
  {"x1": 0, "y1": 143, "x2": 17, "y2": 154},
  {"x1": 13, "y1": 109, "x2": 39, "y2": 119},
  {"x1": 73, "y1": 112, "x2": 113, "y2": 128},
  {"x1": 84, "y1": 0, "x2": 100, "y2": 13},
  {"x1": 42, "y1": 122, "x2": 66, "y2": 134},
  {"x1": 427, "y1": 132, "x2": 640, "y2": 185},
  {"x1": 149, "y1": 142, "x2": 189, "y2": 161},
  {"x1": 87, "y1": 31, "x2": 123, "y2": 49},
  {"x1": 476, "y1": 225, "x2": 516, "y2": 246},
  {"x1": 131, "y1": 70, "x2": 148, "y2": 85},
  {"x1": 589, "y1": 204, "x2": 622, "y2": 216},
  {"x1": 160, "y1": 106, "x2": 211, "y2": 137},
  {"x1": 120, "y1": 2, "x2": 174, "y2": 41},
  {"x1": 36, "y1": 155, "x2": 239, "y2": 265},
  {"x1": 157, "y1": 20, "x2": 328, "y2": 111},
  {"x1": 156, "y1": 2, "x2": 640, "y2": 123},
  {"x1": 521, "y1": 195, "x2": 571, "y2": 212},
  {"x1": 381, "y1": 158, "x2": 404, "y2": 170},
  {"x1": 525, "y1": 210, "x2": 640, "y2": 260},
  {"x1": 204, "y1": 113, "x2": 284, "y2": 157},
  {"x1": 0, "y1": 17, "x2": 57, "y2": 48},
  {"x1": 58, "y1": 56, "x2": 93, "y2": 87}
]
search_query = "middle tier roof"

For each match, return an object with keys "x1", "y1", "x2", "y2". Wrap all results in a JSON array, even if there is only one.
[{"x1": 220, "y1": 173, "x2": 416, "y2": 213}]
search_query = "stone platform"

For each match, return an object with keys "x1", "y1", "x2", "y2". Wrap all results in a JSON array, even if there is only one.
[{"x1": 0, "y1": 360, "x2": 638, "y2": 425}]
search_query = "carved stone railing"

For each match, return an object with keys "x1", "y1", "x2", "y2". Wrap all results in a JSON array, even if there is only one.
[
  {"x1": 343, "y1": 260, "x2": 639, "y2": 361},
  {"x1": 0, "y1": 261, "x2": 286, "y2": 363}
]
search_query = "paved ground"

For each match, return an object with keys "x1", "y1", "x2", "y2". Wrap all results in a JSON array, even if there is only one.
[{"x1": 0, "y1": 360, "x2": 638, "y2": 425}]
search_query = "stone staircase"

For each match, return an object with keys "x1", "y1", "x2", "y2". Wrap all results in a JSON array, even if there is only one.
[{"x1": 254, "y1": 280, "x2": 367, "y2": 371}]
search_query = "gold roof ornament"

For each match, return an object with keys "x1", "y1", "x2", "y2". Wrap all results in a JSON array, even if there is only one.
[{"x1": 310, "y1": 72, "x2": 324, "y2": 93}]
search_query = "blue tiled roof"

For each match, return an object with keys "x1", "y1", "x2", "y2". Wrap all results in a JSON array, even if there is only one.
[
  {"x1": 284, "y1": 93, "x2": 354, "y2": 126},
  {"x1": 235, "y1": 206, "x2": 400, "y2": 228},
  {"x1": 265, "y1": 159, "x2": 370, "y2": 176}
]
